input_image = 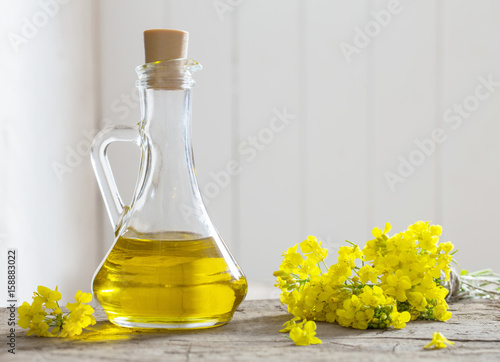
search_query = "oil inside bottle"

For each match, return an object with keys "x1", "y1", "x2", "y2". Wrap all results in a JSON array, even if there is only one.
[{"x1": 92, "y1": 230, "x2": 247, "y2": 329}]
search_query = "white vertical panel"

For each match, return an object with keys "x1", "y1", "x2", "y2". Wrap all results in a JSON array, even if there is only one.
[
  {"x1": 238, "y1": 0, "x2": 301, "y2": 282},
  {"x1": 99, "y1": 0, "x2": 165, "y2": 251},
  {"x1": 0, "y1": 0, "x2": 99, "y2": 304},
  {"x1": 100, "y1": 0, "x2": 165, "y2": 127},
  {"x1": 165, "y1": 0, "x2": 236, "y2": 252},
  {"x1": 370, "y1": 0, "x2": 438, "y2": 232},
  {"x1": 99, "y1": 0, "x2": 238, "y2": 256},
  {"x1": 441, "y1": 0, "x2": 500, "y2": 271},
  {"x1": 305, "y1": 1, "x2": 369, "y2": 253}
]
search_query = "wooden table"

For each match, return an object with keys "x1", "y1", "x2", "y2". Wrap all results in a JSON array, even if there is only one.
[{"x1": 1, "y1": 299, "x2": 499, "y2": 361}]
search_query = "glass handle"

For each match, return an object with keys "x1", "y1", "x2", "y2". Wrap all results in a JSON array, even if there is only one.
[{"x1": 90, "y1": 125, "x2": 141, "y2": 230}]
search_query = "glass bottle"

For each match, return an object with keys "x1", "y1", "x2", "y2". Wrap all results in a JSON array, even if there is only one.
[{"x1": 90, "y1": 30, "x2": 247, "y2": 329}]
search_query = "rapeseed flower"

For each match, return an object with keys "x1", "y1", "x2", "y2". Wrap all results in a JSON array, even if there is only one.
[
  {"x1": 289, "y1": 321, "x2": 322, "y2": 346},
  {"x1": 424, "y1": 332, "x2": 454, "y2": 349},
  {"x1": 274, "y1": 221, "x2": 456, "y2": 345},
  {"x1": 18, "y1": 286, "x2": 95, "y2": 337}
]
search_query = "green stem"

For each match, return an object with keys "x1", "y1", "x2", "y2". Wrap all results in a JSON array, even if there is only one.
[
  {"x1": 461, "y1": 277, "x2": 500, "y2": 286},
  {"x1": 467, "y1": 269, "x2": 494, "y2": 276},
  {"x1": 321, "y1": 260, "x2": 329, "y2": 272},
  {"x1": 461, "y1": 281, "x2": 500, "y2": 297},
  {"x1": 345, "y1": 240, "x2": 357, "y2": 247}
]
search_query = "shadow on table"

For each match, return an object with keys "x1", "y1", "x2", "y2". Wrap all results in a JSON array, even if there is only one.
[{"x1": 69, "y1": 320, "x2": 234, "y2": 343}]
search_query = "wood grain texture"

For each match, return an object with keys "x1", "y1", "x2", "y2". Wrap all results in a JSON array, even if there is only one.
[
  {"x1": 369, "y1": 0, "x2": 439, "y2": 230},
  {"x1": 237, "y1": 0, "x2": 301, "y2": 281},
  {"x1": 2, "y1": 300, "x2": 499, "y2": 361},
  {"x1": 4, "y1": 0, "x2": 500, "y2": 309},
  {"x1": 304, "y1": 1, "x2": 370, "y2": 250},
  {"x1": 440, "y1": 0, "x2": 500, "y2": 272},
  {"x1": 94, "y1": 0, "x2": 500, "y2": 291}
]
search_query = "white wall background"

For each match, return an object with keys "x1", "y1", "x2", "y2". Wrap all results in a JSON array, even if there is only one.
[{"x1": 2, "y1": 0, "x2": 500, "y2": 305}]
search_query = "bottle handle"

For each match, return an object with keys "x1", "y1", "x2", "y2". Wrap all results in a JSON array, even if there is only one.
[{"x1": 90, "y1": 125, "x2": 141, "y2": 230}]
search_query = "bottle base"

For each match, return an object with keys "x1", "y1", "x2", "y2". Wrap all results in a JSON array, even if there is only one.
[{"x1": 107, "y1": 315, "x2": 231, "y2": 330}]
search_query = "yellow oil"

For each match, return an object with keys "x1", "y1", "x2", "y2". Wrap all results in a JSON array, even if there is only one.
[{"x1": 92, "y1": 230, "x2": 247, "y2": 329}]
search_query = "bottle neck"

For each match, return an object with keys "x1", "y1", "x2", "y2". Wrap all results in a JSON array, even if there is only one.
[
  {"x1": 140, "y1": 87, "x2": 193, "y2": 159},
  {"x1": 127, "y1": 86, "x2": 209, "y2": 235}
]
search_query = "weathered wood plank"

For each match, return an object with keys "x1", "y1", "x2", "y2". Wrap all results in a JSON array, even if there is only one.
[{"x1": 1, "y1": 299, "x2": 499, "y2": 361}]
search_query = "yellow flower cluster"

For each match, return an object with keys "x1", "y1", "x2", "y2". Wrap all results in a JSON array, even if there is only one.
[
  {"x1": 274, "y1": 221, "x2": 455, "y2": 344},
  {"x1": 18, "y1": 286, "x2": 96, "y2": 337}
]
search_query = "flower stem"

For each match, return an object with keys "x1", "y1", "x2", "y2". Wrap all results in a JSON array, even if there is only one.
[{"x1": 460, "y1": 281, "x2": 500, "y2": 297}]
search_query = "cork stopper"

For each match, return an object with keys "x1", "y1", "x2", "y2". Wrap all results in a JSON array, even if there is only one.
[{"x1": 144, "y1": 29, "x2": 189, "y2": 63}]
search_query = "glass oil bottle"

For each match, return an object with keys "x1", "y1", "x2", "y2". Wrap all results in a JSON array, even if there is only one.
[{"x1": 90, "y1": 29, "x2": 247, "y2": 329}]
